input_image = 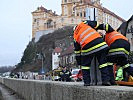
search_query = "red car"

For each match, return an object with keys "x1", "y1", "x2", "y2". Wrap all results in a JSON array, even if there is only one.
[{"x1": 71, "y1": 69, "x2": 83, "y2": 82}]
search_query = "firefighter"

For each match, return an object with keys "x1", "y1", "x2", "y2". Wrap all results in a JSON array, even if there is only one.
[
  {"x1": 59, "y1": 66, "x2": 71, "y2": 82},
  {"x1": 97, "y1": 23, "x2": 133, "y2": 81},
  {"x1": 73, "y1": 20, "x2": 111, "y2": 86}
]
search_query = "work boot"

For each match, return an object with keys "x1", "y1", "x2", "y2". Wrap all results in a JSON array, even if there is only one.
[{"x1": 82, "y1": 69, "x2": 91, "y2": 86}]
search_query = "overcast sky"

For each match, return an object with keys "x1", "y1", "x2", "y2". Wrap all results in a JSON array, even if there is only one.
[{"x1": 0, "y1": 0, "x2": 132, "y2": 66}]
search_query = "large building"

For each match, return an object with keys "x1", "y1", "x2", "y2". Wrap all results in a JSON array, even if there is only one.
[{"x1": 32, "y1": 0, "x2": 125, "y2": 39}]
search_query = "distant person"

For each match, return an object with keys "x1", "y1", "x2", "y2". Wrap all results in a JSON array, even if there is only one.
[
  {"x1": 45, "y1": 74, "x2": 51, "y2": 80},
  {"x1": 59, "y1": 66, "x2": 71, "y2": 82},
  {"x1": 16, "y1": 73, "x2": 20, "y2": 78}
]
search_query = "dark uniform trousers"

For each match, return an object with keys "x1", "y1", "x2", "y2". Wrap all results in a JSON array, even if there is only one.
[
  {"x1": 81, "y1": 48, "x2": 110, "y2": 85},
  {"x1": 107, "y1": 39, "x2": 133, "y2": 79}
]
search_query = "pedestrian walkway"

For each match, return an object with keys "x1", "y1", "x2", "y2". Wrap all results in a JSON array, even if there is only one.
[{"x1": 0, "y1": 84, "x2": 24, "y2": 100}]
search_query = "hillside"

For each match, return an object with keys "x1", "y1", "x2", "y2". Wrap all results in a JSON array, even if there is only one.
[{"x1": 13, "y1": 26, "x2": 74, "y2": 73}]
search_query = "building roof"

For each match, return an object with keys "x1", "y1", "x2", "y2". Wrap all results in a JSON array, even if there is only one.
[
  {"x1": 53, "y1": 47, "x2": 62, "y2": 53},
  {"x1": 127, "y1": 15, "x2": 133, "y2": 23},
  {"x1": 32, "y1": 6, "x2": 58, "y2": 16},
  {"x1": 102, "y1": 7, "x2": 125, "y2": 22},
  {"x1": 59, "y1": 45, "x2": 74, "y2": 57},
  {"x1": 117, "y1": 15, "x2": 133, "y2": 36}
]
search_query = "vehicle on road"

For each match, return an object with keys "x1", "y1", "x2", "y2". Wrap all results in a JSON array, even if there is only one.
[{"x1": 71, "y1": 69, "x2": 83, "y2": 82}]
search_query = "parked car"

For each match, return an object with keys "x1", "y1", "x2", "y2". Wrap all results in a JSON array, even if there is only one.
[{"x1": 71, "y1": 69, "x2": 83, "y2": 82}]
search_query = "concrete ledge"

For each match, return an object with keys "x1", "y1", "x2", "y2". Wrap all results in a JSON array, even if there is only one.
[{"x1": 1, "y1": 78, "x2": 133, "y2": 100}]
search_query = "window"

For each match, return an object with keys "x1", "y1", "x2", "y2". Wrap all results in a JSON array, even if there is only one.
[
  {"x1": 54, "y1": 22, "x2": 56, "y2": 28},
  {"x1": 34, "y1": 19, "x2": 36, "y2": 22},
  {"x1": 84, "y1": 11, "x2": 86, "y2": 17},
  {"x1": 64, "y1": 6, "x2": 67, "y2": 16},
  {"x1": 47, "y1": 19, "x2": 53, "y2": 28},
  {"x1": 80, "y1": 12, "x2": 82, "y2": 17},
  {"x1": 64, "y1": 0, "x2": 67, "y2": 3}
]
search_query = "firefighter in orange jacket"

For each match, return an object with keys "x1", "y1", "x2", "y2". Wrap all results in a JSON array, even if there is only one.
[
  {"x1": 73, "y1": 21, "x2": 111, "y2": 86},
  {"x1": 97, "y1": 23, "x2": 133, "y2": 81}
]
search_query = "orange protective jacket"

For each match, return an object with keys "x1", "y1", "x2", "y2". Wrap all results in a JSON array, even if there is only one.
[
  {"x1": 105, "y1": 31, "x2": 128, "y2": 46},
  {"x1": 74, "y1": 22, "x2": 101, "y2": 48}
]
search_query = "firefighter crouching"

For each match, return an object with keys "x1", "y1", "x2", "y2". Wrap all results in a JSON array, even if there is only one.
[
  {"x1": 73, "y1": 21, "x2": 111, "y2": 86},
  {"x1": 98, "y1": 23, "x2": 133, "y2": 81},
  {"x1": 59, "y1": 66, "x2": 71, "y2": 82}
]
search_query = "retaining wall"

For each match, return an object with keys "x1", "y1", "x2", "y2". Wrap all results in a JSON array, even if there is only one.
[{"x1": 0, "y1": 78, "x2": 133, "y2": 100}]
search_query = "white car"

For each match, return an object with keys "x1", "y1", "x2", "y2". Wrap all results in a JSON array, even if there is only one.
[{"x1": 71, "y1": 69, "x2": 83, "y2": 82}]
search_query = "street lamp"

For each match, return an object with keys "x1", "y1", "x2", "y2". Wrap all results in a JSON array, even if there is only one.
[{"x1": 36, "y1": 52, "x2": 45, "y2": 74}]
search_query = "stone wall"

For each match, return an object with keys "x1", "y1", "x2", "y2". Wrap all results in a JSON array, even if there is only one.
[{"x1": 1, "y1": 78, "x2": 133, "y2": 100}]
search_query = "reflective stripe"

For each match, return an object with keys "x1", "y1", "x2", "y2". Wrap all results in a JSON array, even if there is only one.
[
  {"x1": 81, "y1": 44, "x2": 108, "y2": 55},
  {"x1": 123, "y1": 64, "x2": 130, "y2": 69},
  {"x1": 79, "y1": 28, "x2": 91, "y2": 39},
  {"x1": 73, "y1": 26, "x2": 77, "y2": 31},
  {"x1": 108, "y1": 52, "x2": 128, "y2": 58},
  {"x1": 109, "y1": 48, "x2": 129, "y2": 55},
  {"x1": 106, "y1": 24, "x2": 109, "y2": 32},
  {"x1": 107, "y1": 62, "x2": 113, "y2": 66},
  {"x1": 74, "y1": 50, "x2": 81, "y2": 54},
  {"x1": 95, "y1": 22, "x2": 99, "y2": 29},
  {"x1": 108, "y1": 34, "x2": 122, "y2": 43},
  {"x1": 106, "y1": 32, "x2": 119, "y2": 42},
  {"x1": 99, "y1": 63, "x2": 108, "y2": 68},
  {"x1": 81, "y1": 42, "x2": 107, "y2": 53},
  {"x1": 83, "y1": 21, "x2": 87, "y2": 24},
  {"x1": 81, "y1": 66, "x2": 90, "y2": 69},
  {"x1": 80, "y1": 31, "x2": 96, "y2": 45}
]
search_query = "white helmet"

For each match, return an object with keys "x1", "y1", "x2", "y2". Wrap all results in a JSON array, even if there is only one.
[{"x1": 73, "y1": 25, "x2": 77, "y2": 31}]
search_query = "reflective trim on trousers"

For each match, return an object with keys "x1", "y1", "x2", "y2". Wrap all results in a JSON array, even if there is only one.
[
  {"x1": 99, "y1": 63, "x2": 108, "y2": 69},
  {"x1": 81, "y1": 66, "x2": 90, "y2": 70},
  {"x1": 74, "y1": 50, "x2": 81, "y2": 54},
  {"x1": 123, "y1": 64, "x2": 130, "y2": 69},
  {"x1": 109, "y1": 48, "x2": 129, "y2": 55},
  {"x1": 108, "y1": 51, "x2": 128, "y2": 58},
  {"x1": 81, "y1": 45, "x2": 108, "y2": 56},
  {"x1": 107, "y1": 62, "x2": 113, "y2": 66}
]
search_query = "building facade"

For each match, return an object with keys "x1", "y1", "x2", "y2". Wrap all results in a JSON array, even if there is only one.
[
  {"x1": 59, "y1": 45, "x2": 76, "y2": 69},
  {"x1": 52, "y1": 47, "x2": 62, "y2": 70},
  {"x1": 32, "y1": 0, "x2": 125, "y2": 38}
]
